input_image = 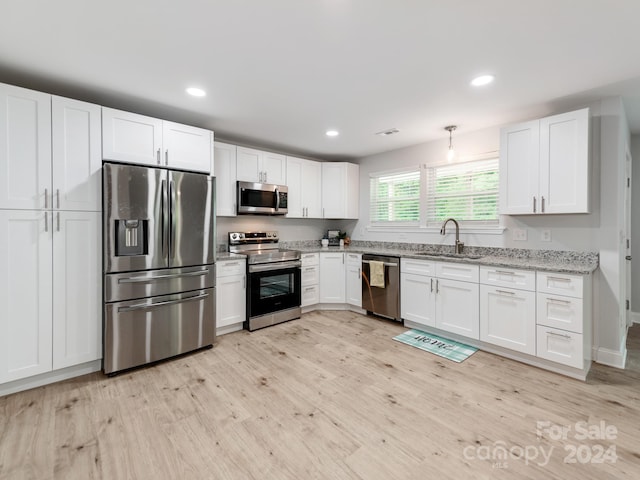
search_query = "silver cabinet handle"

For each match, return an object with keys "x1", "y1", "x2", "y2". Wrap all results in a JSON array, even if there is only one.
[
  {"x1": 243, "y1": 275, "x2": 246, "y2": 289},
  {"x1": 547, "y1": 276, "x2": 571, "y2": 283},
  {"x1": 430, "y1": 278, "x2": 433, "y2": 293},
  {"x1": 496, "y1": 289, "x2": 516, "y2": 296},
  {"x1": 358, "y1": 268, "x2": 361, "y2": 277},
  {"x1": 157, "y1": 148, "x2": 161, "y2": 165},
  {"x1": 44, "y1": 212, "x2": 48, "y2": 232},
  {"x1": 165, "y1": 149, "x2": 169, "y2": 166},
  {"x1": 548, "y1": 297, "x2": 571, "y2": 305},
  {"x1": 264, "y1": 171, "x2": 267, "y2": 183},
  {"x1": 541, "y1": 196, "x2": 545, "y2": 213},
  {"x1": 546, "y1": 330, "x2": 571, "y2": 339},
  {"x1": 118, "y1": 292, "x2": 209, "y2": 313},
  {"x1": 495, "y1": 270, "x2": 515, "y2": 275},
  {"x1": 118, "y1": 269, "x2": 210, "y2": 283},
  {"x1": 44, "y1": 188, "x2": 48, "y2": 208},
  {"x1": 223, "y1": 261, "x2": 240, "y2": 267},
  {"x1": 56, "y1": 189, "x2": 60, "y2": 208},
  {"x1": 56, "y1": 212, "x2": 60, "y2": 232},
  {"x1": 533, "y1": 196, "x2": 536, "y2": 213},
  {"x1": 436, "y1": 279, "x2": 439, "y2": 293},
  {"x1": 323, "y1": 208, "x2": 325, "y2": 218}
]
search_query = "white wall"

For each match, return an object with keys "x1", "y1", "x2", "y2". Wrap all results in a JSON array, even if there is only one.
[
  {"x1": 631, "y1": 135, "x2": 640, "y2": 321},
  {"x1": 351, "y1": 97, "x2": 630, "y2": 364}
]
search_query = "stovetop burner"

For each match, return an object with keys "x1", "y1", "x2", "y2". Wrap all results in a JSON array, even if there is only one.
[{"x1": 228, "y1": 231, "x2": 301, "y2": 264}]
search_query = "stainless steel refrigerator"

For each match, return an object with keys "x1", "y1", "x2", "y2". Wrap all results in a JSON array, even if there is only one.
[{"x1": 103, "y1": 163, "x2": 216, "y2": 374}]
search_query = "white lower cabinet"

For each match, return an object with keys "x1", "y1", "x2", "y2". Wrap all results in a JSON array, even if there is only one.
[
  {"x1": 301, "y1": 253, "x2": 319, "y2": 308},
  {"x1": 480, "y1": 285, "x2": 536, "y2": 355},
  {"x1": 345, "y1": 253, "x2": 362, "y2": 308},
  {"x1": 0, "y1": 210, "x2": 101, "y2": 383},
  {"x1": 435, "y1": 278, "x2": 480, "y2": 339},
  {"x1": 401, "y1": 259, "x2": 436, "y2": 327},
  {"x1": 319, "y1": 252, "x2": 345, "y2": 303},
  {"x1": 479, "y1": 266, "x2": 536, "y2": 355},
  {"x1": 216, "y1": 259, "x2": 246, "y2": 333},
  {"x1": 536, "y1": 326, "x2": 583, "y2": 369}
]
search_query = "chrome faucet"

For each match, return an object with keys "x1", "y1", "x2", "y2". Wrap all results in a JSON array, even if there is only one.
[{"x1": 440, "y1": 218, "x2": 464, "y2": 254}]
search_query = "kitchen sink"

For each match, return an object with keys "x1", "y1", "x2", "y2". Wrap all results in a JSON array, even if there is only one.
[{"x1": 414, "y1": 252, "x2": 484, "y2": 260}]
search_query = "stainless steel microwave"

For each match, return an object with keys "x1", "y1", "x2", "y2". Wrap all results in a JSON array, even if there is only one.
[{"x1": 237, "y1": 181, "x2": 288, "y2": 215}]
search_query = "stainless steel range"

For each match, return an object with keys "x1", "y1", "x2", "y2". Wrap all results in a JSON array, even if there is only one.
[{"x1": 229, "y1": 231, "x2": 301, "y2": 331}]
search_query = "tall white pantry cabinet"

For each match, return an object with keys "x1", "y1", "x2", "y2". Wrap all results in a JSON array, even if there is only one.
[{"x1": 0, "y1": 83, "x2": 102, "y2": 387}]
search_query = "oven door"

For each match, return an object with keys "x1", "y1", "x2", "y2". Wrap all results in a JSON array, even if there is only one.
[{"x1": 248, "y1": 261, "x2": 301, "y2": 318}]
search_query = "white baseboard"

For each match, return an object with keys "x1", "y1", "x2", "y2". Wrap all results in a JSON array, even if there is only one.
[
  {"x1": 594, "y1": 346, "x2": 627, "y2": 369},
  {"x1": 631, "y1": 311, "x2": 640, "y2": 325},
  {"x1": 0, "y1": 360, "x2": 102, "y2": 397}
]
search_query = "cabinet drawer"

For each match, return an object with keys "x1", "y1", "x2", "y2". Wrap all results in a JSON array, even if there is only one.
[
  {"x1": 301, "y1": 252, "x2": 319, "y2": 266},
  {"x1": 537, "y1": 272, "x2": 583, "y2": 298},
  {"x1": 216, "y1": 260, "x2": 245, "y2": 277},
  {"x1": 302, "y1": 284, "x2": 319, "y2": 307},
  {"x1": 301, "y1": 265, "x2": 319, "y2": 286},
  {"x1": 536, "y1": 326, "x2": 583, "y2": 369},
  {"x1": 480, "y1": 266, "x2": 535, "y2": 291},
  {"x1": 346, "y1": 253, "x2": 361, "y2": 265},
  {"x1": 436, "y1": 262, "x2": 479, "y2": 283},
  {"x1": 401, "y1": 258, "x2": 436, "y2": 276},
  {"x1": 537, "y1": 294, "x2": 583, "y2": 333}
]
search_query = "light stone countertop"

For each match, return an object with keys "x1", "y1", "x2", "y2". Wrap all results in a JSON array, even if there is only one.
[{"x1": 286, "y1": 242, "x2": 599, "y2": 275}]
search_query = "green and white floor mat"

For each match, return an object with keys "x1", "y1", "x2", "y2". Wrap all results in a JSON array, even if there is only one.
[{"x1": 393, "y1": 329, "x2": 477, "y2": 363}]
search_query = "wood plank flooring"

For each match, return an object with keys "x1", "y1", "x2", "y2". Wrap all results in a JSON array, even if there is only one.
[{"x1": 1, "y1": 310, "x2": 639, "y2": 479}]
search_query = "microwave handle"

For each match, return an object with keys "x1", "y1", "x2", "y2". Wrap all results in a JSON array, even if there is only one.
[{"x1": 275, "y1": 187, "x2": 280, "y2": 211}]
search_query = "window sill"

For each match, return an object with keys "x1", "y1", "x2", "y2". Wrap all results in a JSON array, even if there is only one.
[{"x1": 366, "y1": 225, "x2": 506, "y2": 235}]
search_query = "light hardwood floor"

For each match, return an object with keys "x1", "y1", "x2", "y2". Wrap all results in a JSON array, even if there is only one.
[{"x1": 1, "y1": 311, "x2": 639, "y2": 479}]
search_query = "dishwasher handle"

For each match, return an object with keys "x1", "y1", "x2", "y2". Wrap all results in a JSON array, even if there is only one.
[{"x1": 362, "y1": 260, "x2": 398, "y2": 267}]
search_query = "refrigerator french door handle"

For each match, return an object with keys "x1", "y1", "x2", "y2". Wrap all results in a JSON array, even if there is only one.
[
  {"x1": 161, "y1": 179, "x2": 167, "y2": 258},
  {"x1": 170, "y1": 179, "x2": 176, "y2": 260},
  {"x1": 117, "y1": 292, "x2": 210, "y2": 313}
]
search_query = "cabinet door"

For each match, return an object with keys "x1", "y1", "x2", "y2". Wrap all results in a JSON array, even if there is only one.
[
  {"x1": 0, "y1": 84, "x2": 52, "y2": 210},
  {"x1": 213, "y1": 142, "x2": 237, "y2": 216},
  {"x1": 236, "y1": 146, "x2": 261, "y2": 182},
  {"x1": 52, "y1": 96, "x2": 102, "y2": 212},
  {"x1": 285, "y1": 156, "x2": 304, "y2": 218},
  {"x1": 435, "y1": 278, "x2": 479, "y2": 339},
  {"x1": 480, "y1": 285, "x2": 536, "y2": 354},
  {"x1": 262, "y1": 151, "x2": 286, "y2": 185},
  {"x1": 322, "y1": 162, "x2": 346, "y2": 218},
  {"x1": 0, "y1": 210, "x2": 52, "y2": 383},
  {"x1": 319, "y1": 253, "x2": 345, "y2": 303},
  {"x1": 52, "y1": 211, "x2": 101, "y2": 369},
  {"x1": 401, "y1": 273, "x2": 436, "y2": 327},
  {"x1": 163, "y1": 121, "x2": 213, "y2": 173},
  {"x1": 539, "y1": 108, "x2": 589, "y2": 214},
  {"x1": 499, "y1": 120, "x2": 539, "y2": 214},
  {"x1": 346, "y1": 253, "x2": 362, "y2": 307},
  {"x1": 303, "y1": 159, "x2": 323, "y2": 218},
  {"x1": 216, "y1": 274, "x2": 246, "y2": 329},
  {"x1": 102, "y1": 107, "x2": 163, "y2": 166}
]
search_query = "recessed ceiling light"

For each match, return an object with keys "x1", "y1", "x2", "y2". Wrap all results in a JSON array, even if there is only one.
[
  {"x1": 326, "y1": 130, "x2": 339, "y2": 137},
  {"x1": 186, "y1": 87, "x2": 206, "y2": 97},
  {"x1": 470, "y1": 75, "x2": 495, "y2": 87}
]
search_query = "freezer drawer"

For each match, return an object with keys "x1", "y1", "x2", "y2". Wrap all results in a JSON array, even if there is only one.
[
  {"x1": 104, "y1": 287, "x2": 215, "y2": 374},
  {"x1": 105, "y1": 265, "x2": 215, "y2": 302}
]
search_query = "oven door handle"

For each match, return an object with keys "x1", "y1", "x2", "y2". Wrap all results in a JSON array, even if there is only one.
[{"x1": 249, "y1": 260, "x2": 301, "y2": 273}]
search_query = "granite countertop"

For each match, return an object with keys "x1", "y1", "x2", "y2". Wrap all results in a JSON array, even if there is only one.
[{"x1": 288, "y1": 243, "x2": 599, "y2": 275}]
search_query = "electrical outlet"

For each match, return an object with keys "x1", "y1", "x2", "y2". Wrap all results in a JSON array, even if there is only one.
[
  {"x1": 541, "y1": 229, "x2": 552, "y2": 242},
  {"x1": 512, "y1": 228, "x2": 527, "y2": 241}
]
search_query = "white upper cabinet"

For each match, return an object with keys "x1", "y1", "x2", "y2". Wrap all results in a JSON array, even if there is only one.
[
  {"x1": 213, "y1": 142, "x2": 238, "y2": 216},
  {"x1": 52, "y1": 96, "x2": 102, "y2": 211},
  {"x1": 0, "y1": 84, "x2": 52, "y2": 210},
  {"x1": 102, "y1": 107, "x2": 162, "y2": 167},
  {"x1": 499, "y1": 108, "x2": 589, "y2": 215},
  {"x1": 321, "y1": 162, "x2": 359, "y2": 219},
  {"x1": 102, "y1": 107, "x2": 213, "y2": 173},
  {"x1": 162, "y1": 121, "x2": 213, "y2": 173},
  {"x1": 286, "y1": 156, "x2": 322, "y2": 218},
  {"x1": 236, "y1": 146, "x2": 286, "y2": 184}
]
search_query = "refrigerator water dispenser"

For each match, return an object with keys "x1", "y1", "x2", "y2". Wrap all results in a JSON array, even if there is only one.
[{"x1": 115, "y1": 219, "x2": 148, "y2": 256}]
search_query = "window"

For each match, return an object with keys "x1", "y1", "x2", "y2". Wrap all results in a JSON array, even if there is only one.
[
  {"x1": 426, "y1": 157, "x2": 499, "y2": 225},
  {"x1": 370, "y1": 168, "x2": 421, "y2": 224},
  {"x1": 368, "y1": 156, "x2": 499, "y2": 229}
]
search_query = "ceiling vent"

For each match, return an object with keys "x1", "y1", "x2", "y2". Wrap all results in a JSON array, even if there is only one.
[{"x1": 375, "y1": 128, "x2": 400, "y2": 136}]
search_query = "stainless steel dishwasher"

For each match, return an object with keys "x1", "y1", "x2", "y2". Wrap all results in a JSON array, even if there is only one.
[{"x1": 361, "y1": 254, "x2": 400, "y2": 321}]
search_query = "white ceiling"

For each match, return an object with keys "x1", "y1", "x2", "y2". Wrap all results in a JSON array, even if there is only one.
[{"x1": 2, "y1": 0, "x2": 640, "y2": 160}]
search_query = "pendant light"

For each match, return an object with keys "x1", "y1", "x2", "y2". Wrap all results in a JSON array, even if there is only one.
[{"x1": 445, "y1": 125, "x2": 457, "y2": 162}]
